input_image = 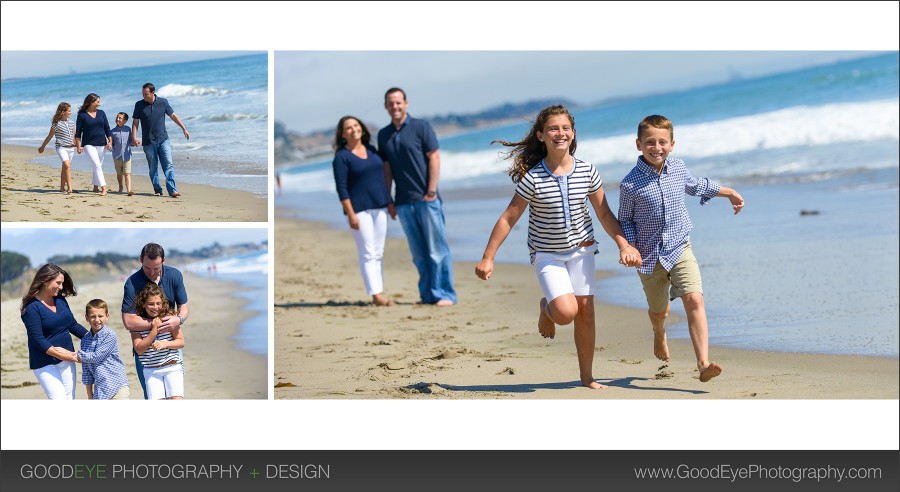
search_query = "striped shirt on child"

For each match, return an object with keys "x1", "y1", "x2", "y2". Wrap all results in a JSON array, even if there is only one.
[
  {"x1": 135, "y1": 327, "x2": 182, "y2": 368},
  {"x1": 53, "y1": 120, "x2": 75, "y2": 148},
  {"x1": 514, "y1": 157, "x2": 602, "y2": 261}
]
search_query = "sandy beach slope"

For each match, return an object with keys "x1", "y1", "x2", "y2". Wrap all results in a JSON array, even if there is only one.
[
  {"x1": 1, "y1": 145, "x2": 266, "y2": 222},
  {"x1": 275, "y1": 217, "x2": 898, "y2": 399},
  {"x1": 1, "y1": 273, "x2": 266, "y2": 399}
]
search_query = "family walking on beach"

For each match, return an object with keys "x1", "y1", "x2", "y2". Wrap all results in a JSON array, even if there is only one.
[
  {"x1": 38, "y1": 83, "x2": 190, "y2": 198},
  {"x1": 332, "y1": 92, "x2": 744, "y2": 388},
  {"x1": 20, "y1": 243, "x2": 189, "y2": 400}
]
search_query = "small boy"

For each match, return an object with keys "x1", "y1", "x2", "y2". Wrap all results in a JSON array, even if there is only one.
[
  {"x1": 618, "y1": 115, "x2": 744, "y2": 383},
  {"x1": 77, "y1": 299, "x2": 130, "y2": 399},
  {"x1": 110, "y1": 112, "x2": 134, "y2": 195}
]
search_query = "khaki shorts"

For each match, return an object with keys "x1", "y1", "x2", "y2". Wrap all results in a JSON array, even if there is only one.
[
  {"x1": 114, "y1": 158, "x2": 132, "y2": 175},
  {"x1": 111, "y1": 385, "x2": 130, "y2": 400},
  {"x1": 637, "y1": 240, "x2": 703, "y2": 313}
]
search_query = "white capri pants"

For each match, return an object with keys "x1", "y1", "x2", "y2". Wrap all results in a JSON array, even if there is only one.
[
  {"x1": 143, "y1": 362, "x2": 185, "y2": 399},
  {"x1": 33, "y1": 360, "x2": 77, "y2": 400},
  {"x1": 351, "y1": 208, "x2": 388, "y2": 295},
  {"x1": 56, "y1": 146, "x2": 76, "y2": 164},
  {"x1": 83, "y1": 145, "x2": 107, "y2": 187},
  {"x1": 533, "y1": 243, "x2": 597, "y2": 302}
]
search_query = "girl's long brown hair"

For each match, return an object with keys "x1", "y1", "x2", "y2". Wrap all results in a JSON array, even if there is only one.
[{"x1": 492, "y1": 105, "x2": 577, "y2": 183}]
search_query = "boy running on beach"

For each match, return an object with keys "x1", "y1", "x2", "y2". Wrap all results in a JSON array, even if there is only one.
[
  {"x1": 618, "y1": 115, "x2": 744, "y2": 382},
  {"x1": 476, "y1": 105, "x2": 642, "y2": 389},
  {"x1": 111, "y1": 112, "x2": 134, "y2": 195},
  {"x1": 76, "y1": 299, "x2": 130, "y2": 399}
]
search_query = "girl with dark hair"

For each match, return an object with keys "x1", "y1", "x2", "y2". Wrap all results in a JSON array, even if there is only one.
[
  {"x1": 74, "y1": 93, "x2": 112, "y2": 195},
  {"x1": 475, "y1": 105, "x2": 641, "y2": 389},
  {"x1": 20, "y1": 264, "x2": 88, "y2": 399},
  {"x1": 331, "y1": 115, "x2": 395, "y2": 306}
]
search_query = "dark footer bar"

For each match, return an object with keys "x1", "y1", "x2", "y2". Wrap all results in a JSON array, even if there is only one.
[{"x1": 2, "y1": 450, "x2": 897, "y2": 492}]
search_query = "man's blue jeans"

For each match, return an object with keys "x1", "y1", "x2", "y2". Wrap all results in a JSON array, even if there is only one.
[
  {"x1": 142, "y1": 139, "x2": 177, "y2": 195},
  {"x1": 396, "y1": 199, "x2": 457, "y2": 304}
]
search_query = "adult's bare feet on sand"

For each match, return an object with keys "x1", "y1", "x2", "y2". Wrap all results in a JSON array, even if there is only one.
[
  {"x1": 653, "y1": 326, "x2": 670, "y2": 362},
  {"x1": 582, "y1": 378, "x2": 608, "y2": 389},
  {"x1": 538, "y1": 298, "x2": 555, "y2": 339},
  {"x1": 372, "y1": 294, "x2": 395, "y2": 306},
  {"x1": 698, "y1": 362, "x2": 723, "y2": 382}
]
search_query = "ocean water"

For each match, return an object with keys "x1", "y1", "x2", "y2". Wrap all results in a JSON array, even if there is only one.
[
  {"x1": 1, "y1": 53, "x2": 268, "y2": 196},
  {"x1": 185, "y1": 249, "x2": 268, "y2": 357},
  {"x1": 276, "y1": 53, "x2": 900, "y2": 358}
]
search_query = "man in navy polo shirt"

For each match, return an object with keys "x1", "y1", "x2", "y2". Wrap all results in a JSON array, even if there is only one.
[
  {"x1": 121, "y1": 242, "x2": 189, "y2": 398},
  {"x1": 131, "y1": 82, "x2": 190, "y2": 198},
  {"x1": 378, "y1": 87, "x2": 456, "y2": 306}
]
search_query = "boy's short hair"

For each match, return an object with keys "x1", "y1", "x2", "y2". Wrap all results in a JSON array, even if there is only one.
[
  {"x1": 638, "y1": 115, "x2": 674, "y2": 140},
  {"x1": 117, "y1": 112, "x2": 129, "y2": 122},
  {"x1": 86, "y1": 299, "x2": 109, "y2": 315}
]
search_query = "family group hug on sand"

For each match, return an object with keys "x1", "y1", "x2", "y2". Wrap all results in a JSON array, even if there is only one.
[
  {"x1": 20, "y1": 243, "x2": 189, "y2": 400},
  {"x1": 38, "y1": 82, "x2": 190, "y2": 197},
  {"x1": 332, "y1": 88, "x2": 745, "y2": 388}
]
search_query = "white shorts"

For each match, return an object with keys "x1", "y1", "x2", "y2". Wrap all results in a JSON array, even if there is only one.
[
  {"x1": 143, "y1": 362, "x2": 184, "y2": 399},
  {"x1": 533, "y1": 243, "x2": 597, "y2": 302},
  {"x1": 56, "y1": 146, "x2": 76, "y2": 164}
]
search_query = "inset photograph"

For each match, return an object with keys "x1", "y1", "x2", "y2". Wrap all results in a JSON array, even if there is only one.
[
  {"x1": 0, "y1": 51, "x2": 268, "y2": 222},
  {"x1": 273, "y1": 51, "x2": 898, "y2": 400},
  {"x1": 1, "y1": 228, "x2": 268, "y2": 399}
]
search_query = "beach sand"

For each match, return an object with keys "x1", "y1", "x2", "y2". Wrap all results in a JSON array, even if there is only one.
[
  {"x1": 1, "y1": 273, "x2": 266, "y2": 399},
  {"x1": 1, "y1": 144, "x2": 266, "y2": 222},
  {"x1": 275, "y1": 216, "x2": 899, "y2": 399}
]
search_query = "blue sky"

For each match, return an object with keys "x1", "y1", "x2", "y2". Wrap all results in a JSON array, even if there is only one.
[
  {"x1": 274, "y1": 50, "x2": 883, "y2": 133},
  {"x1": 0, "y1": 51, "x2": 256, "y2": 80},
  {"x1": 1, "y1": 228, "x2": 267, "y2": 266}
]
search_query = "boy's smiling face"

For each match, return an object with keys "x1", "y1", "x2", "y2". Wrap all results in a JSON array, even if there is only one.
[
  {"x1": 86, "y1": 307, "x2": 108, "y2": 332},
  {"x1": 636, "y1": 126, "x2": 675, "y2": 170},
  {"x1": 115, "y1": 114, "x2": 126, "y2": 127}
]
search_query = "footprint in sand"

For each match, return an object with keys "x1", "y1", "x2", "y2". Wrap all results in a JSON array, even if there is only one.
[
  {"x1": 655, "y1": 364, "x2": 674, "y2": 379},
  {"x1": 619, "y1": 358, "x2": 642, "y2": 364},
  {"x1": 496, "y1": 367, "x2": 515, "y2": 375}
]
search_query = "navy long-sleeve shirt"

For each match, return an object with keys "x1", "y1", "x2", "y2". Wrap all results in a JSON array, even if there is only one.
[
  {"x1": 332, "y1": 145, "x2": 391, "y2": 213},
  {"x1": 75, "y1": 110, "x2": 112, "y2": 147},
  {"x1": 21, "y1": 296, "x2": 88, "y2": 370}
]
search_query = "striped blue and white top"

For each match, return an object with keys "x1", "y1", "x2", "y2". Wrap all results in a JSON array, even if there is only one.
[
  {"x1": 135, "y1": 327, "x2": 182, "y2": 368},
  {"x1": 515, "y1": 157, "x2": 602, "y2": 259},
  {"x1": 53, "y1": 120, "x2": 75, "y2": 148}
]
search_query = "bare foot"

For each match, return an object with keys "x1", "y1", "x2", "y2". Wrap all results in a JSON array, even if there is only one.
[
  {"x1": 93, "y1": 186, "x2": 99, "y2": 192},
  {"x1": 117, "y1": 187, "x2": 123, "y2": 193},
  {"x1": 653, "y1": 326, "x2": 670, "y2": 362},
  {"x1": 538, "y1": 297, "x2": 555, "y2": 339},
  {"x1": 98, "y1": 189, "x2": 107, "y2": 196},
  {"x1": 372, "y1": 294, "x2": 395, "y2": 306},
  {"x1": 582, "y1": 378, "x2": 609, "y2": 389},
  {"x1": 435, "y1": 299, "x2": 454, "y2": 306},
  {"x1": 698, "y1": 362, "x2": 723, "y2": 382}
]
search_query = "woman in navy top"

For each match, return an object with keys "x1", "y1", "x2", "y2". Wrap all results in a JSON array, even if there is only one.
[
  {"x1": 20, "y1": 264, "x2": 88, "y2": 399},
  {"x1": 74, "y1": 93, "x2": 112, "y2": 196},
  {"x1": 331, "y1": 115, "x2": 395, "y2": 306}
]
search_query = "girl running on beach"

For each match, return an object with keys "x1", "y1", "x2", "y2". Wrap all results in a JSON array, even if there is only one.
[
  {"x1": 37, "y1": 102, "x2": 76, "y2": 194},
  {"x1": 475, "y1": 105, "x2": 642, "y2": 389},
  {"x1": 131, "y1": 283, "x2": 185, "y2": 399}
]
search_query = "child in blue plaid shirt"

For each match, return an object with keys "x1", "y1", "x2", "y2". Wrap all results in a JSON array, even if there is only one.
[
  {"x1": 618, "y1": 115, "x2": 744, "y2": 382},
  {"x1": 76, "y1": 299, "x2": 130, "y2": 399}
]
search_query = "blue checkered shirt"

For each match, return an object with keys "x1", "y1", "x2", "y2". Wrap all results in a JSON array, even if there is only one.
[
  {"x1": 79, "y1": 325, "x2": 129, "y2": 399},
  {"x1": 618, "y1": 156, "x2": 720, "y2": 275}
]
